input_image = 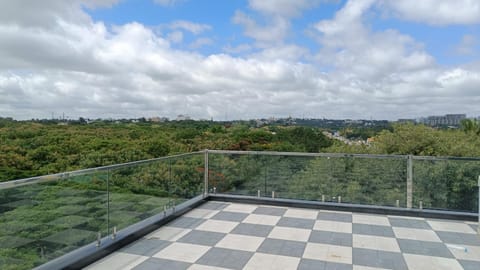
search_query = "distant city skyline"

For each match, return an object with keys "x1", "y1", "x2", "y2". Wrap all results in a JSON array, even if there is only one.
[
  {"x1": 4, "y1": 112, "x2": 477, "y2": 123},
  {"x1": 0, "y1": 1, "x2": 479, "y2": 120}
]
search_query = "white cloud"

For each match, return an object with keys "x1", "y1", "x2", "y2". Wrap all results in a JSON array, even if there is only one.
[
  {"x1": 250, "y1": 45, "x2": 310, "y2": 62},
  {"x1": 233, "y1": 0, "x2": 323, "y2": 47},
  {"x1": 314, "y1": 0, "x2": 435, "y2": 79},
  {"x1": 232, "y1": 11, "x2": 290, "y2": 46},
  {"x1": 1, "y1": 0, "x2": 480, "y2": 121},
  {"x1": 169, "y1": 20, "x2": 211, "y2": 35},
  {"x1": 167, "y1": 31, "x2": 183, "y2": 43},
  {"x1": 378, "y1": 0, "x2": 480, "y2": 25},
  {"x1": 248, "y1": 0, "x2": 320, "y2": 18}
]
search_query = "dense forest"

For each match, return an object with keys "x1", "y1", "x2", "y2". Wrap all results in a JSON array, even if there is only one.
[
  {"x1": 0, "y1": 119, "x2": 335, "y2": 181},
  {"x1": 1, "y1": 118, "x2": 480, "y2": 182}
]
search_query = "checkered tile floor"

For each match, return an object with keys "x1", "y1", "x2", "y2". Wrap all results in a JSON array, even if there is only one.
[{"x1": 85, "y1": 201, "x2": 480, "y2": 270}]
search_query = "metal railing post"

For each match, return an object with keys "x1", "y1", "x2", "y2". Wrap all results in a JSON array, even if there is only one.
[
  {"x1": 204, "y1": 150, "x2": 209, "y2": 197},
  {"x1": 478, "y1": 176, "x2": 480, "y2": 235},
  {"x1": 407, "y1": 155, "x2": 413, "y2": 209}
]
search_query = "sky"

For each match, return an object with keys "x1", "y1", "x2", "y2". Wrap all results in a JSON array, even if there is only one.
[{"x1": 0, "y1": 0, "x2": 480, "y2": 121}]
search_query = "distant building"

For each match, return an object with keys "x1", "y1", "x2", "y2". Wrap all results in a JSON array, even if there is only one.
[
  {"x1": 397, "y1": 119, "x2": 415, "y2": 124},
  {"x1": 420, "y1": 114, "x2": 466, "y2": 127},
  {"x1": 176, "y1": 114, "x2": 191, "y2": 121}
]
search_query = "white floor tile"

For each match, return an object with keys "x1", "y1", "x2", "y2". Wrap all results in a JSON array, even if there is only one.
[
  {"x1": 403, "y1": 253, "x2": 463, "y2": 270},
  {"x1": 447, "y1": 244, "x2": 480, "y2": 261},
  {"x1": 84, "y1": 252, "x2": 148, "y2": 270},
  {"x1": 196, "y1": 219, "x2": 238, "y2": 233},
  {"x1": 244, "y1": 253, "x2": 300, "y2": 270},
  {"x1": 353, "y1": 214, "x2": 390, "y2": 226},
  {"x1": 392, "y1": 227, "x2": 441, "y2": 242},
  {"x1": 243, "y1": 214, "x2": 280, "y2": 226},
  {"x1": 153, "y1": 242, "x2": 210, "y2": 263},
  {"x1": 268, "y1": 226, "x2": 311, "y2": 242},
  {"x1": 353, "y1": 234, "x2": 400, "y2": 252},
  {"x1": 314, "y1": 220, "x2": 352, "y2": 233},
  {"x1": 215, "y1": 234, "x2": 265, "y2": 252},
  {"x1": 284, "y1": 208, "x2": 318, "y2": 219},
  {"x1": 303, "y1": 243, "x2": 352, "y2": 264},
  {"x1": 427, "y1": 220, "x2": 476, "y2": 234},
  {"x1": 145, "y1": 226, "x2": 191, "y2": 241}
]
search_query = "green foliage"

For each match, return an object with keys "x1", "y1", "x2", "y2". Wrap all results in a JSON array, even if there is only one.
[{"x1": 460, "y1": 118, "x2": 480, "y2": 135}]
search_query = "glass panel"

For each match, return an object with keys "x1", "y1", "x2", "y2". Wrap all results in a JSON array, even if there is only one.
[
  {"x1": 413, "y1": 158, "x2": 480, "y2": 212},
  {"x1": 209, "y1": 153, "x2": 408, "y2": 207},
  {"x1": 286, "y1": 155, "x2": 407, "y2": 207},
  {"x1": 208, "y1": 153, "x2": 265, "y2": 196},
  {"x1": 0, "y1": 172, "x2": 108, "y2": 270},
  {"x1": 108, "y1": 154, "x2": 204, "y2": 232}
]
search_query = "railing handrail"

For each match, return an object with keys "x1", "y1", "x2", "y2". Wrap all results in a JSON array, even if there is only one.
[
  {"x1": 207, "y1": 149, "x2": 408, "y2": 159},
  {"x1": 0, "y1": 151, "x2": 203, "y2": 190},
  {"x1": 207, "y1": 149, "x2": 480, "y2": 161}
]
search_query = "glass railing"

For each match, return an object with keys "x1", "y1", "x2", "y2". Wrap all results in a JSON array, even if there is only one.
[
  {"x1": 1, "y1": 150, "x2": 479, "y2": 269},
  {"x1": 207, "y1": 150, "x2": 480, "y2": 212},
  {"x1": 0, "y1": 152, "x2": 204, "y2": 270},
  {"x1": 412, "y1": 156, "x2": 480, "y2": 211}
]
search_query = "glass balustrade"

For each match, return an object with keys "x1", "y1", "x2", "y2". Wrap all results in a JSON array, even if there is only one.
[{"x1": 1, "y1": 150, "x2": 478, "y2": 269}]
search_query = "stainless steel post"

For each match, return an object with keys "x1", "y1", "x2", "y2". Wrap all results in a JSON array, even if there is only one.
[
  {"x1": 407, "y1": 155, "x2": 413, "y2": 208},
  {"x1": 204, "y1": 150, "x2": 209, "y2": 197}
]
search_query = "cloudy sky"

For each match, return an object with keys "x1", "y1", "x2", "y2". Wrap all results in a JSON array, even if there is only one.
[{"x1": 1, "y1": 0, "x2": 479, "y2": 120}]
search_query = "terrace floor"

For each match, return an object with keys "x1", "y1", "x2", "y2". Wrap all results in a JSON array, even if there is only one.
[{"x1": 85, "y1": 201, "x2": 480, "y2": 270}]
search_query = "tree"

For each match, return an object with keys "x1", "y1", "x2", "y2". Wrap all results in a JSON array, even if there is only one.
[{"x1": 460, "y1": 119, "x2": 480, "y2": 135}]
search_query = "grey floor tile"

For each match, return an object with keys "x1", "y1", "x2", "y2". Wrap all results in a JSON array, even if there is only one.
[
  {"x1": 353, "y1": 223, "x2": 395, "y2": 237},
  {"x1": 211, "y1": 211, "x2": 248, "y2": 222},
  {"x1": 277, "y1": 217, "x2": 315, "y2": 229},
  {"x1": 298, "y1": 258, "x2": 352, "y2": 270},
  {"x1": 459, "y1": 259, "x2": 480, "y2": 270},
  {"x1": 132, "y1": 257, "x2": 191, "y2": 270},
  {"x1": 257, "y1": 238, "x2": 306, "y2": 257},
  {"x1": 436, "y1": 231, "x2": 480, "y2": 246},
  {"x1": 230, "y1": 223, "x2": 274, "y2": 237},
  {"x1": 388, "y1": 217, "x2": 431, "y2": 230},
  {"x1": 121, "y1": 238, "x2": 170, "y2": 256},
  {"x1": 353, "y1": 248, "x2": 407, "y2": 270},
  {"x1": 253, "y1": 206, "x2": 287, "y2": 216},
  {"x1": 167, "y1": 217, "x2": 205, "y2": 229},
  {"x1": 397, "y1": 239, "x2": 453, "y2": 258},
  {"x1": 468, "y1": 224, "x2": 478, "y2": 232},
  {"x1": 196, "y1": 247, "x2": 253, "y2": 270},
  {"x1": 177, "y1": 230, "x2": 226, "y2": 246},
  {"x1": 197, "y1": 202, "x2": 228, "y2": 210},
  {"x1": 309, "y1": 230, "x2": 352, "y2": 247},
  {"x1": 317, "y1": 212, "x2": 352, "y2": 223}
]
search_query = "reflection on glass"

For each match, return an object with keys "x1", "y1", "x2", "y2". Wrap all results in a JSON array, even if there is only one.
[{"x1": 0, "y1": 172, "x2": 108, "y2": 270}]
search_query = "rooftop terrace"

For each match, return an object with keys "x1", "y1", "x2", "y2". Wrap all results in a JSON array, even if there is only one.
[
  {"x1": 0, "y1": 150, "x2": 479, "y2": 269},
  {"x1": 85, "y1": 200, "x2": 480, "y2": 270}
]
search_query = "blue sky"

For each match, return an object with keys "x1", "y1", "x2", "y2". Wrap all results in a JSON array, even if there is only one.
[
  {"x1": 0, "y1": 0, "x2": 480, "y2": 120},
  {"x1": 86, "y1": 0, "x2": 478, "y2": 66}
]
